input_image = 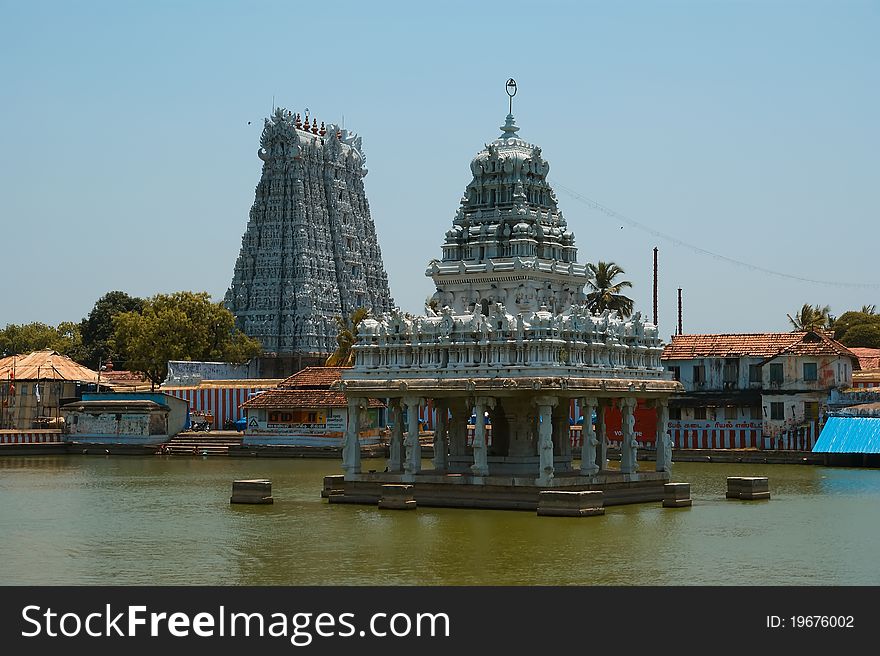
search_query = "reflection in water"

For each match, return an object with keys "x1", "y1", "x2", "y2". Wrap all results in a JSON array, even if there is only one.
[{"x1": 1, "y1": 456, "x2": 879, "y2": 585}]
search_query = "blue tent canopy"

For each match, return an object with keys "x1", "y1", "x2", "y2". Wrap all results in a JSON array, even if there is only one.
[{"x1": 812, "y1": 416, "x2": 880, "y2": 454}]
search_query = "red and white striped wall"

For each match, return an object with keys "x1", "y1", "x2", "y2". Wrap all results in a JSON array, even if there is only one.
[
  {"x1": 163, "y1": 386, "x2": 273, "y2": 430},
  {"x1": 0, "y1": 431, "x2": 64, "y2": 444},
  {"x1": 669, "y1": 427, "x2": 762, "y2": 449}
]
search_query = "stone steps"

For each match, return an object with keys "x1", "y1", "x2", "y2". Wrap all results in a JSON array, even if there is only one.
[{"x1": 163, "y1": 432, "x2": 244, "y2": 456}]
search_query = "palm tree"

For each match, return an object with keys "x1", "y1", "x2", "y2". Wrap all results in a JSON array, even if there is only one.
[
  {"x1": 787, "y1": 304, "x2": 831, "y2": 332},
  {"x1": 325, "y1": 307, "x2": 370, "y2": 367},
  {"x1": 861, "y1": 304, "x2": 876, "y2": 315},
  {"x1": 585, "y1": 261, "x2": 634, "y2": 318}
]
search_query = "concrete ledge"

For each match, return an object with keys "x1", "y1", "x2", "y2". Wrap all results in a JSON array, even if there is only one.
[
  {"x1": 230, "y1": 479, "x2": 273, "y2": 504},
  {"x1": 378, "y1": 484, "x2": 417, "y2": 510},
  {"x1": 537, "y1": 490, "x2": 604, "y2": 517},
  {"x1": 726, "y1": 476, "x2": 770, "y2": 500},
  {"x1": 662, "y1": 482, "x2": 692, "y2": 508}
]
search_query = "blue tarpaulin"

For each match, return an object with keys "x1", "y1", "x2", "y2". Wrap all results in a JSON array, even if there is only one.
[{"x1": 812, "y1": 416, "x2": 880, "y2": 454}]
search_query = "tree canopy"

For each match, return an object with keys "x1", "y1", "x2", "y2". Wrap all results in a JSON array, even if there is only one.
[
  {"x1": 833, "y1": 310, "x2": 880, "y2": 348},
  {"x1": 0, "y1": 321, "x2": 81, "y2": 358},
  {"x1": 73, "y1": 291, "x2": 145, "y2": 368},
  {"x1": 326, "y1": 308, "x2": 369, "y2": 367},
  {"x1": 787, "y1": 304, "x2": 832, "y2": 332},
  {"x1": 585, "y1": 261, "x2": 634, "y2": 318},
  {"x1": 112, "y1": 291, "x2": 262, "y2": 388}
]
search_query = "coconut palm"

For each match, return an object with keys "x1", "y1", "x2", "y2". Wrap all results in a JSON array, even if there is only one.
[
  {"x1": 787, "y1": 304, "x2": 831, "y2": 332},
  {"x1": 861, "y1": 304, "x2": 876, "y2": 315},
  {"x1": 325, "y1": 307, "x2": 369, "y2": 367},
  {"x1": 585, "y1": 261, "x2": 634, "y2": 318}
]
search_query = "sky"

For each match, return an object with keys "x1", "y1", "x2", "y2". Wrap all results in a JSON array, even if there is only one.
[{"x1": 1, "y1": 0, "x2": 877, "y2": 339}]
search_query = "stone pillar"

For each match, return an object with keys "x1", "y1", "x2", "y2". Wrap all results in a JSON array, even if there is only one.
[
  {"x1": 470, "y1": 396, "x2": 495, "y2": 476},
  {"x1": 403, "y1": 396, "x2": 424, "y2": 476},
  {"x1": 448, "y1": 398, "x2": 470, "y2": 457},
  {"x1": 432, "y1": 399, "x2": 449, "y2": 471},
  {"x1": 596, "y1": 399, "x2": 609, "y2": 470},
  {"x1": 579, "y1": 396, "x2": 599, "y2": 475},
  {"x1": 535, "y1": 395, "x2": 558, "y2": 485},
  {"x1": 342, "y1": 398, "x2": 365, "y2": 479},
  {"x1": 387, "y1": 398, "x2": 404, "y2": 473},
  {"x1": 620, "y1": 397, "x2": 638, "y2": 474},
  {"x1": 654, "y1": 399, "x2": 672, "y2": 473}
]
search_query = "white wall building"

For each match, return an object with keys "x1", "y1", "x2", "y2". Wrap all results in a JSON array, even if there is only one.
[{"x1": 661, "y1": 331, "x2": 859, "y2": 449}]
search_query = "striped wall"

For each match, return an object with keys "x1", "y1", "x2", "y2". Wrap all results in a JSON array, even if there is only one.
[
  {"x1": 162, "y1": 386, "x2": 273, "y2": 430},
  {"x1": 0, "y1": 431, "x2": 64, "y2": 444}
]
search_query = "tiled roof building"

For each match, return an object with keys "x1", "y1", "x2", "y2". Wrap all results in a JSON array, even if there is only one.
[{"x1": 661, "y1": 331, "x2": 858, "y2": 450}]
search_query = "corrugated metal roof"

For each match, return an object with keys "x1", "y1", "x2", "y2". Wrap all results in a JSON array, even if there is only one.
[{"x1": 812, "y1": 416, "x2": 880, "y2": 454}]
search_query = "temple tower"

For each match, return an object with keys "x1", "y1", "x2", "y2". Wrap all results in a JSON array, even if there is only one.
[{"x1": 225, "y1": 108, "x2": 394, "y2": 357}]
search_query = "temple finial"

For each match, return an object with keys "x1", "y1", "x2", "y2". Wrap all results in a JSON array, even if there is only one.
[{"x1": 505, "y1": 78, "x2": 517, "y2": 115}]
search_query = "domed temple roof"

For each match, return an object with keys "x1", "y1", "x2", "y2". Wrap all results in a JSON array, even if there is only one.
[{"x1": 441, "y1": 113, "x2": 576, "y2": 267}]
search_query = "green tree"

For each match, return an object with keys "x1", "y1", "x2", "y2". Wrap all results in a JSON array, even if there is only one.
[
  {"x1": 0, "y1": 321, "x2": 81, "y2": 357},
  {"x1": 833, "y1": 309, "x2": 880, "y2": 347},
  {"x1": 326, "y1": 308, "x2": 369, "y2": 367},
  {"x1": 112, "y1": 291, "x2": 262, "y2": 389},
  {"x1": 585, "y1": 261, "x2": 634, "y2": 318},
  {"x1": 786, "y1": 304, "x2": 832, "y2": 332},
  {"x1": 840, "y1": 323, "x2": 880, "y2": 349},
  {"x1": 73, "y1": 291, "x2": 145, "y2": 368}
]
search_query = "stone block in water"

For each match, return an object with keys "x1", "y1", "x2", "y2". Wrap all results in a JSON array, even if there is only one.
[
  {"x1": 231, "y1": 479, "x2": 273, "y2": 504},
  {"x1": 378, "y1": 484, "x2": 417, "y2": 510},
  {"x1": 662, "y1": 482, "x2": 692, "y2": 507},
  {"x1": 322, "y1": 474, "x2": 344, "y2": 498},
  {"x1": 537, "y1": 490, "x2": 604, "y2": 517},
  {"x1": 726, "y1": 476, "x2": 770, "y2": 500}
]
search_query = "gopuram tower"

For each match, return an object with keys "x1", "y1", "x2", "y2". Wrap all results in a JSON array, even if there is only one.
[
  {"x1": 225, "y1": 108, "x2": 394, "y2": 365},
  {"x1": 334, "y1": 82, "x2": 684, "y2": 512}
]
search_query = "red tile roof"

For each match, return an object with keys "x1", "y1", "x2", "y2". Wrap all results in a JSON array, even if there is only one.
[
  {"x1": 278, "y1": 366, "x2": 350, "y2": 389},
  {"x1": 662, "y1": 331, "x2": 859, "y2": 366},
  {"x1": 240, "y1": 366, "x2": 383, "y2": 409},
  {"x1": 849, "y1": 348, "x2": 880, "y2": 371},
  {"x1": 241, "y1": 389, "x2": 383, "y2": 410}
]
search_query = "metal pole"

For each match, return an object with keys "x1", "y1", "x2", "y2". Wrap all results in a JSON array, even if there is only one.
[
  {"x1": 653, "y1": 247, "x2": 658, "y2": 326},
  {"x1": 677, "y1": 288, "x2": 683, "y2": 335}
]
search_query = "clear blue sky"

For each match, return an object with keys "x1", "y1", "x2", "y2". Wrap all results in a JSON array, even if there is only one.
[{"x1": 1, "y1": 0, "x2": 877, "y2": 338}]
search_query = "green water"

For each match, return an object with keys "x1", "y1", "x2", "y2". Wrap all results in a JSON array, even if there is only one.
[{"x1": 1, "y1": 455, "x2": 878, "y2": 585}]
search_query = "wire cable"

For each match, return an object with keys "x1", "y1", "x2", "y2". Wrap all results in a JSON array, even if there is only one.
[{"x1": 551, "y1": 179, "x2": 880, "y2": 289}]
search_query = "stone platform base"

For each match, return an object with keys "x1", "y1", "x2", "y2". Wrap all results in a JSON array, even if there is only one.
[
  {"x1": 662, "y1": 482, "x2": 693, "y2": 508},
  {"x1": 537, "y1": 490, "x2": 604, "y2": 517},
  {"x1": 378, "y1": 484, "x2": 417, "y2": 510},
  {"x1": 726, "y1": 476, "x2": 770, "y2": 500},
  {"x1": 324, "y1": 470, "x2": 670, "y2": 511},
  {"x1": 231, "y1": 479, "x2": 274, "y2": 504}
]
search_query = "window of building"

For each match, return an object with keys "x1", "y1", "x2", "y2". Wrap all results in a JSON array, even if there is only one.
[
  {"x1": 750, "y1": 406, "x2": 762, "y2": 420},
  {"x1": 669, "y1": 407, "x2": 681, "y2": 420},
  {"x1": 770, "y1": 402, "x2": 784, "y2": 420},
  {"x1": 804, "y1": 401, "x2": 820, "y2": 420},
  {"x1": 749, "y1": 364, "x2": 762, "y2": 383},
  {"x1": 724, "y1": 406, "x2": 737, "y2": 420},
  {"x1": 769, "y1": 363, "x2": 784, "y2": 384},
  {"x1": 723, "y1": 359, "x2": 739, "y2": 384},
  {"x1": 668, "y1": 366, "x2": 681, "y2": 381},
  {"x1": 803, "y1": 362, "x2": 818, "y2": 382},
  {"x1": 694, "y1": 407, "x2": 707, "y2": 420},
  {"x1": 693, "y1": 364, "x2": 706, "y2": 384}
]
